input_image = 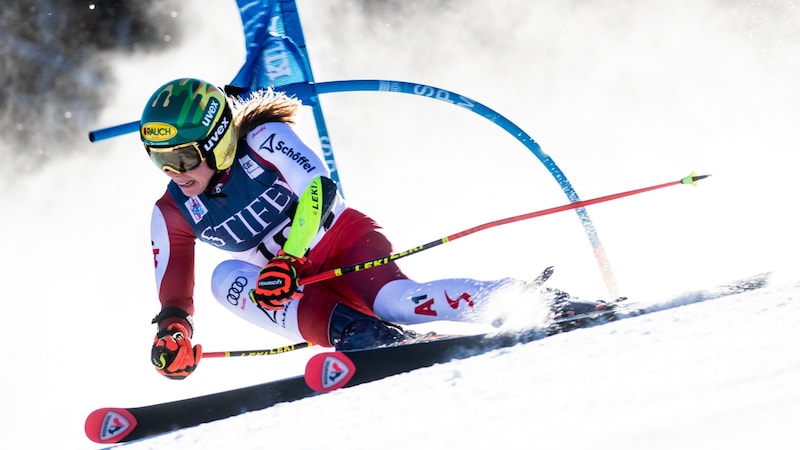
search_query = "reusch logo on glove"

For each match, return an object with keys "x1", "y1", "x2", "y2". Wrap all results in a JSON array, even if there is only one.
[{"x1": 258, "y1": 277, "x2": 286, "y2": 288}]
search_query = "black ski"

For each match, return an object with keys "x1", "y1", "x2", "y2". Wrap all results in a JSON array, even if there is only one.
[
  {"x1": 84, "y1": 376, "x2": 318, "y2": 444},
  {"x1": 304, "y1": 272, "x2": 772, "y2": 393},
  {"x1": 85, "y1": 272, "x2": 770, "y2": 444}
]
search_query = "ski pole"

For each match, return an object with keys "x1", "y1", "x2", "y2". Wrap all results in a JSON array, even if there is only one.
[
  {"x1": 202, "y1": 341, "x2": 313, "y2": 358},
  {"x1": 299, "y1": 172, "x2": 709, "y2": 287}
]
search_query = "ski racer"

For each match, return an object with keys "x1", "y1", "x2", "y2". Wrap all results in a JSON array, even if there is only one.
[{"x1": 143, "y1": 78, "x2": 610, "y2": 380}]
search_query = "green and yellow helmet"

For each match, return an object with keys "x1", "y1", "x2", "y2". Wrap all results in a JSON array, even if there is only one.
[{"x1": 140, "y1": 78, "x2": 238, "y2": 171}]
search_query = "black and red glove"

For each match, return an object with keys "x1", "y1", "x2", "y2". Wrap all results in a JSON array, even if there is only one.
[
  {"x1": 151, "y1": 322, "x2": 202, "y2": 380},
  {"x1": 249, "y1": 250, "x2": 309, "y2": 310}
]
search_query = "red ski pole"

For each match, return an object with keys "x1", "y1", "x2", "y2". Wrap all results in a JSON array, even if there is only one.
[{"x1": 299, "y1": 172, "x2": 709, "y2": 287}]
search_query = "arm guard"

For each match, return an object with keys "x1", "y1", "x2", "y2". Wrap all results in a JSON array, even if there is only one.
[{"x1": 283, "y1": 175, "x2": 338, "y2": 257}]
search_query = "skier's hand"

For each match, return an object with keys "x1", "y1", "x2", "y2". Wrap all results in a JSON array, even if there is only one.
[
  {"x1": 250, "y1": 250, "x2": 309, "y2": 310},
  {"x1": 151, "y1": 323, "x2": 202, "y2": 380}
]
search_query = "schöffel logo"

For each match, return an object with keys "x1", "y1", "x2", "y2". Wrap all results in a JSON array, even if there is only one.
[
  {"x1": 258, "y1": 133, "x2": 317, "y2": 173},
  {"x1": 141, "y1": 122, "x2": 177, "y2": 142}
]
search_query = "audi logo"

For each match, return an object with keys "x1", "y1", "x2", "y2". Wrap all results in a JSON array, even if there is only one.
[{"x1": 227, "y1": 276, "x2": 248, "y2": 305}]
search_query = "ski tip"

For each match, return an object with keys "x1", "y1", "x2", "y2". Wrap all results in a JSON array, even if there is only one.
[
  {"x1": 305, "y1": 352, "x2": 356, "y2": 393},
  {"x1": 681, "y1": 171, "x2": 711, "y2": 186},
  {"x1": 85, "y1": 407, "x2": 138, "y2": 444}
]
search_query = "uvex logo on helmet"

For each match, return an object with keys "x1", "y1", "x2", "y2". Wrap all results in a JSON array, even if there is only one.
[
  {"x1": 141, "y1": 122, "x2": 178, "y2": 142},
  {"x1": 204, "y1": 104, "x2": 231, "y2": 153},
  {"x1": 202, "y1": 98, "x2": 220, "y2": 127}
]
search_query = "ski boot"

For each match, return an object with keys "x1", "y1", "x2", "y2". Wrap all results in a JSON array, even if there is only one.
[
  {"x1": 543, "y1": 288, "x2": 623, "y2": 334},
  {"x1": 329, "y1": 303, "x2": 417, "y2": 351}
]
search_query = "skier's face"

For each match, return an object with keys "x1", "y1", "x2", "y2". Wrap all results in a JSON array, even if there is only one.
[{"x1": 164, "y1": 162, "x2": 216, "y2": 197}]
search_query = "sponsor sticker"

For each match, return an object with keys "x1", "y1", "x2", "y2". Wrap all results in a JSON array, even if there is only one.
[
  {"x1": 141, "y1": 122, "x2": 177, "y2": 142},
  {"x1": 99, "y1": 410, "x2": 132, "y2": 441},
  {"x1": 321, "y1": 354, "x2": 353, "y2": 391},
  {"x1": 239, "y1": 154, "x2": 264, "y2": 179},
  {"x1": 305, "y1": 352, "x2": 356, "y2": 393},
  {"x1": 185, "y1": 196, "x2": 208, "y2": 224}
]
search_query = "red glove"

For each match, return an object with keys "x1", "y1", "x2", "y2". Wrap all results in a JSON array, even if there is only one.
[
  {"x1": 151, "y1": 323, "x2": 202, "y2": 380},
  {"x1": 250, "y1": 250, "x2": 309, "y2": 310}
]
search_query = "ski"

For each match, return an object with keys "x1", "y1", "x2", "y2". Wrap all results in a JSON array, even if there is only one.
[
  {"x1": 84, "y1": 272, "x2": 770, "y2": 444},
  {"x1": 84, "y1": 376, "x2": 318, "y2": 444},
  {"x1": 304, "y1": 329, "x2": 540, "y2": 393},
  {"x1": 304, "y1": 272, "x2": 771, "y2": 393}
]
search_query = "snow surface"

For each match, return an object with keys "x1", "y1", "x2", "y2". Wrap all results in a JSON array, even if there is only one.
[
  {"x1": 2, "y1": 1, "x2": 799, "y2": 449},
  {"x1": 111, "y1": 285, "x2": 800, "y2": 450}
]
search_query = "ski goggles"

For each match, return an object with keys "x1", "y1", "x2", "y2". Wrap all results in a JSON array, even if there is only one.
[{"x1": 146, "y1": 141, "x2": 206, "y2": 173}]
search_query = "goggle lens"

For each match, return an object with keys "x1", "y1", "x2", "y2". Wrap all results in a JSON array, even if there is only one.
[{"x1": 147, "y1": 142, "x2": 205, "y2": 173}]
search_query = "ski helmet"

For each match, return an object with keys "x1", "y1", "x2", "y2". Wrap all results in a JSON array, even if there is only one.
[{"x1": 140, "y1": 78, "x2": 238, "y2": 171}]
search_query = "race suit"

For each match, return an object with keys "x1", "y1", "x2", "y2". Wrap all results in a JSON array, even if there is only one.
[{"x1": 151, "y1": 122, "x2": 508, "y2": 346}]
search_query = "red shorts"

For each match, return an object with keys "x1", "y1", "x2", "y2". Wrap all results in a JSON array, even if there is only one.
[{"x1": 296, "y1": 208, "x2": 408, "y2": 345}]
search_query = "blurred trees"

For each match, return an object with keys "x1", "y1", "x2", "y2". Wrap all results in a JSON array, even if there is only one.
[{"x1": 0, "y1": 0, "x2": 182, "y2": 172}]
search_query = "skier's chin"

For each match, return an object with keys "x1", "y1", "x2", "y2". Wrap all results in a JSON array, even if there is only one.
[{"x1": 177, "y1": 179, "x2": 205, "y2": 196}]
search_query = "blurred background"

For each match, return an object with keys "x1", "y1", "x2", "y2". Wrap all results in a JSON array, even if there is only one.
[{"x1": 1, "y1": 0, "x2": 187, "y2": 174}]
